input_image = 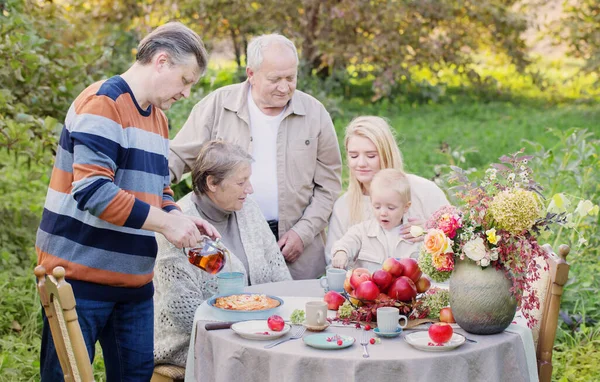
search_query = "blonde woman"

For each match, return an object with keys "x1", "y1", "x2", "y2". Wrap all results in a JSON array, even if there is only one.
[{"x1": 325, "y1": 116, "x2": 449, "y2": 265}]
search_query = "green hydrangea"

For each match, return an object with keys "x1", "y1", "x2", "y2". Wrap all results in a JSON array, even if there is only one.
[
  {"x1": 418, "y1": 249, "x2": 452, "y2": 283},
  {"x1": 290, "y1": 309, "x2": 305, "y2": 324},
  {"x1": 489, "y1": 188, "x2": 541, "y2": 234},
  {"x1": 421, "y1": 288, "x2": 450, "y2": 319},
  {"x1": 338, "y1": 301, "x2": 354, "y2": 319}
]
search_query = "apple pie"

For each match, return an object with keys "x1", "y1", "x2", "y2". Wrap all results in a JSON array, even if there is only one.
[{"x1": 214, "y1": 294, "x2": 280, "y2": 311}]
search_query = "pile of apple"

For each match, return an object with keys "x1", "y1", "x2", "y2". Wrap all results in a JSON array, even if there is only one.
[{"x1": 324, "y1": 258, "x2": 431, "y2": 310}]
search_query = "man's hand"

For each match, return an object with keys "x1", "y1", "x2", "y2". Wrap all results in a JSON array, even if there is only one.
[
  {"x1": 278, "y1": 230, "x2": 304, "y2": 263},
  {"x1": 187, "y1": 216, "x2": 221, "y2": 239},
  {"x1": 168, "y1": 210, "x2": 221, "y2": 240},
  {"x1": 161, "y1": 213, "x2": 203, "y2": 249},
  {"x1": 399, "y1": 217, "x2": 426, "y2": 243},
  {"x1": 331, "y1": 251, "x2": 348, "y2": 269}
]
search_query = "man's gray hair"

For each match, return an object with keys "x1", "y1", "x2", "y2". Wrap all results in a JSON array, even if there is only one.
[
  {"x1": 137, "y1": 22, "x2": 209, "y2": 75},
  {"x1": 192, "y1": 140, "x2": 254, "y2": 195},
  {"x1": 246, "y1": 34, "x2": 298, "y2": 71}
]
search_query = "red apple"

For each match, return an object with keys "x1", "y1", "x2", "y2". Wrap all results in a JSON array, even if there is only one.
[
  {"x1": 349, "y1": 291, "x2": 363, "y2": 306},
  {"x1": 376, "y1": 293, "x2": 393, "y2": 302},
  {"x1": 323, "y1": 291, "x2": 346, "y2": 310},
  {"x1": 343, "y1": 278, "x2": 353, "y2": 293},
  {"x1": 439, "y1": 307, "x2": 456, "y2": 323},
  {"x1": 382, "y1": 258, "x2": 404, "y2": 277},
  {"x1": 398, "y1": 258, "x2": 422, "y2": 283},
  {"x1": 415, "y1": 275, "x2": 431, "y2": 294},
  {"x1": 372, "y1": 269, "x2": 393, "y2": 291},
  {"x1": 267, "y1": 315, "x2": 285, "y2": 331},
  {"x1": 387, "y1": 276, "x2": 417, "y2": 302},
  {"x1": 350, "y1": 268, "x2": 372, "y2": 289},
  {"x1": 428, "y1": 322, "x2": 454, "y2": 343},
  {"x1": 355, "y1": 280, "x2": 380, "y2": 301}
]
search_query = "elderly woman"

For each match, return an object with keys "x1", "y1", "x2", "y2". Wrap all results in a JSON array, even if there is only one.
[
  {"x1": 325, "y1": 116, "x2": 449, "y2": 265},
  {"x1": 153, "y1": 140, "x2": 291, "y2": 367}
]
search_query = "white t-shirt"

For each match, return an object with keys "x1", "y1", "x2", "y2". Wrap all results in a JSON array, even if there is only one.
[
  {"x1": 247, "y1": 89, "x2": 284, "y2": 221},
  {"x1": 383, "y1": 224, "x2": 403, "y2": 256}
]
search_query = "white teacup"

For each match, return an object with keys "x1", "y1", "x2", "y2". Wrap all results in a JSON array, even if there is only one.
[
  {"x1": 305, "y1": 301, "x2": 328, "y2": 327},
  {"x1": 377, "y1": 307, "x2": 408, "y2": 333},
  {"x1": 319, "y1": 268, "x2": 346, "y2": 292}
]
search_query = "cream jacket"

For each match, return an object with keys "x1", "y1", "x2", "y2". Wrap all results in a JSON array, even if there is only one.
[
  {"x1": 169, "y1": 81, "x2": 342, "y2": 279},
  {"x1": 325, "y1": 174, "x2": 450, "y2": 265},
  {"x1": 331, "y1": 219, "x2": 422, "y2": 274}
]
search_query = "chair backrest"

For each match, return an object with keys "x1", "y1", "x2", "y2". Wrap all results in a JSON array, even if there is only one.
[
  {"x1": 34, "y1": 265, "x2": 95, "y2": 382},
  {"x1": 535, "y1": 244, "x2": 570, "y2": 382}
]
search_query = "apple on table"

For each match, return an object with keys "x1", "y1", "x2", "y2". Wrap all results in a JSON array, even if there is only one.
[
  {"x1": 323, "y1": 291, "x2": 346, "y2": 310},
  {"x1": 267, "y1": 315, "x2": 285, "y2": 331},
  {"x1": 439, "y1": 307, "x2": 456, "y2": 323},
  {"x1": 428, "y1": 322, "x2": 454, "y2": 344}
]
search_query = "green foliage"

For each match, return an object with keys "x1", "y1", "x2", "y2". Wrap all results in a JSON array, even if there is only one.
[
  {"x1": 553, "y1": 325, "x2": 600, "y2": 381},
  {"x1": 554, "y1": 0, "x2": 600, "y2": 75},
  {"x1": 524, "y1": 129, "x2": 600, "y2": 328}
]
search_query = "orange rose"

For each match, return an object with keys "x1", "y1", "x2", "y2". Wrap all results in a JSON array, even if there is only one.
[{"x1": 424, "y1": 229, "x2": 453, "y2": 256}]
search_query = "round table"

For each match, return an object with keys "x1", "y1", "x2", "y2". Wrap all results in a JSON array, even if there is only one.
[{"x1": 191, "y1": 280, "x2": 531, "y2": 382}]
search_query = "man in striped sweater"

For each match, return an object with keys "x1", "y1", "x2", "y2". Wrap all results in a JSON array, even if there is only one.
[{"x1": 36, "y1": 22, "x2": 217, "y2": 381}]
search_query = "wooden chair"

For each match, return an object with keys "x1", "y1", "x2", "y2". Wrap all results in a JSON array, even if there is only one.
[
  {"x1": 531, "y1": 244, "x2": 570, "y2": 382},
  {"x1": 151, "y1": 364, "x2": 185, "y2": 382},
  {"x1": 34, "y1": 266, "x2": 94, "y2": 382}
]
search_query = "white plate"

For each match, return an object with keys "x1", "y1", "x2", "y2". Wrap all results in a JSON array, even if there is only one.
[
  {"x1": 231, "y1": 320, "x2": 291, "y2": 340},
  {"x1": 404, "y1": 331, "x2": 466, "y2": 352}
]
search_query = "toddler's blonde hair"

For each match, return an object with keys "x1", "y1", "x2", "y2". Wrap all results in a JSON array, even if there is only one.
[{"x1": 371, "y1": 168, "x2": 411, "y2": 205}]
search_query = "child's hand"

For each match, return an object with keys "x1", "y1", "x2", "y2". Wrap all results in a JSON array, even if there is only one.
[
  {"x1": 400, "y1": 217, "x2": 426, "y2": 242},
  {"x1": 332, "y1": 251, "x2": 348, "y2": 269}
]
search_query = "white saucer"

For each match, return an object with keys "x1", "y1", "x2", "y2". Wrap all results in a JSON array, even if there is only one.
[{"x1": 302, "y1": 321, "x2": 331, "y2": 332}]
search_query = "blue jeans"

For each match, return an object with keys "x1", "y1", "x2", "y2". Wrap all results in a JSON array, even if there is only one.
[{"x1": 40, "y1": 297, "x2": 154, "y2": 381}]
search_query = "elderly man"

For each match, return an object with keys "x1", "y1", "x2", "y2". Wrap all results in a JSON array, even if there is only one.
[
  {"x1": 36, "y1": 22, "x2": 217, "y2": 380},
  {"x1": 169, "y1": 34, "x2": 342, "y2": 279}
]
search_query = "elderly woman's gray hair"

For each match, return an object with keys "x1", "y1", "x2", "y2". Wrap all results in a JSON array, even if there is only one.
[
  {"x1": 246, "y1": 34, "x2": 298, "y2": 71},
  {"x1": 192, "y1": 140, "x2": 253, "y2": 194}
]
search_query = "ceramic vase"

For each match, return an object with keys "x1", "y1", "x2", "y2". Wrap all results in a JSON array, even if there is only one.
[{"x1": 449, "y1": 259, "x2": 517, "y2": 334}]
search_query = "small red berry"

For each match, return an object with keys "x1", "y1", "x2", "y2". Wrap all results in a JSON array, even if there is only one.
[
  {"x1": 369, "y1": 338, "x2": 376, "y2": 345},
  {"x1": 364, "y1": 325, "x2": 371, "y2": 331},
  {"x1": 337, "y1": 339, "x2": 343, "y2": 346}
]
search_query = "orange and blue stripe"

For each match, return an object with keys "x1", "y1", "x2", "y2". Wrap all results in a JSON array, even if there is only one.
[{"x1": 36, "y1": 76, "x2": 179, "y2": 302}]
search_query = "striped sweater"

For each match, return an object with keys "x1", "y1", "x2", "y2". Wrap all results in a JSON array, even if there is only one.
[{"x1": 36, "y1": 76, "x2": 179, "y2": 302}]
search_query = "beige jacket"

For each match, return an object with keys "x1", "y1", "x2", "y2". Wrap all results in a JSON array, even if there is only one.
[
  {"x1": 331, "y1": 219, "x2": 422, "y2": 274},
  {"x1": 169, "y1": 81, "x2": 342, "y2": 279},
  {"x1": 325, "y1": 174, "x2": 450, "y2": 265}
]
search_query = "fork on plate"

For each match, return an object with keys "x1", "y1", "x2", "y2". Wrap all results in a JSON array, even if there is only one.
[
  {"x1": 264, "y1": 325, "x2": 306, "y2": 349},
  {"x1": 359, "y1": 330, "x2": 370, "y2": 358}
]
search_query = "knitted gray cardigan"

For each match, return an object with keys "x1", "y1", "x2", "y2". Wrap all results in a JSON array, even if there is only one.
[{"x1": 153, "y1": 193, "x2": 292, "y2": 366}]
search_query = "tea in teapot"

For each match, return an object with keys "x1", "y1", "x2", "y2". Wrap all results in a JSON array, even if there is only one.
[{"x1": 183, "y1": 236, "x2": 228, "y2": 274}]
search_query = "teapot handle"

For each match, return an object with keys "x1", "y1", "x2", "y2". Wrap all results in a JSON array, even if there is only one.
[{"x1": 183, "y1": 235, "x2": 220, "y2": 256}]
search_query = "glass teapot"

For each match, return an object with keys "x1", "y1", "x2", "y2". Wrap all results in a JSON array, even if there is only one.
[{"x1": 183, "y1": 235, "x2": 228, "y2": 274}]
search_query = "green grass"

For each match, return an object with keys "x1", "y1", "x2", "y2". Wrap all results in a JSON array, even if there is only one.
[{"x1": 334, "y1": 100, "x2": 600, "y2": 180}]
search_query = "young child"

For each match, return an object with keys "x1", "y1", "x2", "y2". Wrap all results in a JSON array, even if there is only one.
[{"x1": 331, "y1": 169, "x2": 421, "y2": 273}]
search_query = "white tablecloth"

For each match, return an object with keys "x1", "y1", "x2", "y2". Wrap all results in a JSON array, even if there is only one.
[{"x1": 185, "y1": 280, "x2": 538, "y2": 382}]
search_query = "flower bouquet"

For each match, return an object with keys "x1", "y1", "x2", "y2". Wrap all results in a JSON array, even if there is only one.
[{"x1": 417, "y1": 150, "x2": 595, "y2": 328}]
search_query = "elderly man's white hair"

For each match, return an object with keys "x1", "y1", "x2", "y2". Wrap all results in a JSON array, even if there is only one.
[{"x1": 246, "y1": 34, "x2": 299, "y2": 71}]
